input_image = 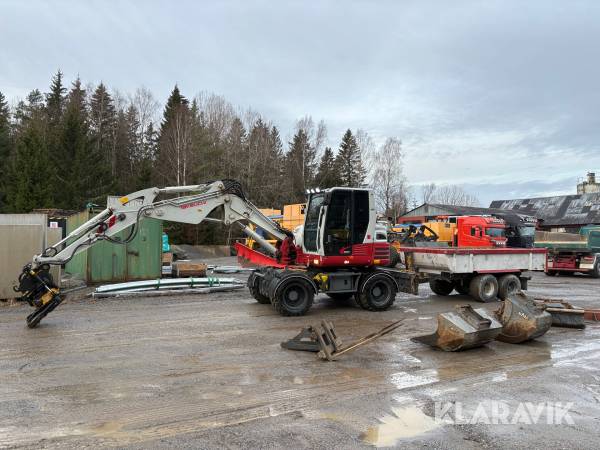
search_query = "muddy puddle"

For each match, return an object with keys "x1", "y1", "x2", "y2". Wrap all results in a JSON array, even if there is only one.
[{"x1": 360, "y1": 406, "x2": 439, "y2": 447}]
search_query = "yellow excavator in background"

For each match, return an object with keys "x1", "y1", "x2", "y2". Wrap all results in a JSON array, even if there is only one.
[{"x1": 243, "y1": 203, "x2": 306, "y2": 250}]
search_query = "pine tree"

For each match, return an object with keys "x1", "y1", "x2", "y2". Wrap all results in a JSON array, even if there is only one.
[
  {"x1": 7, "y1": 107, "x2": 53, "y2": 212},
  {"x1": 45, "y1": 70, "x2": 66, "y2": 127},
  {"x1": 0, "y1": 92, "x2": 13, "y2": 210},
  {"x1": 335, "y1": 129, "x2": 366, "y2": 187},
  {"x1": 157, "y1": 85, "x2": 193, "y2": 186},
  {"x1": 55, "y1": 79, "x2": 112, "y2": 208},
  {"x1": 224, "y1": 117, "x2": 246, "y2": 179},
  {"x1": 285, "y1": 129, "x2": 313, "y2": 202},
  {"x1": 315, "y1": 147, "x2": 341, "y2": 188},
  {"x1": 89, "y1": 83, "x2": 117, "y2": 175}
]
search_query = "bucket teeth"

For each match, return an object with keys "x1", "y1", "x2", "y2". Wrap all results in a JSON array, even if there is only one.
[
  {"x1": 495, "y1": 292, "x2": 552, "y2": 343},
  {"x1": 412, "y1": 305, "x2": 502, "y2": 351}
]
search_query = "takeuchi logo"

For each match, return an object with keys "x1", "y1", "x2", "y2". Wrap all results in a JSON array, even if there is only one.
[{"x1": 180, "y1": 200, "x2": 208, "y2": 209}]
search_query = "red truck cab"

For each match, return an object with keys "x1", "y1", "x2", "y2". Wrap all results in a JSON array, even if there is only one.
[{"x1": 452, "y1": 216, "x2": 508, "y2": 247}]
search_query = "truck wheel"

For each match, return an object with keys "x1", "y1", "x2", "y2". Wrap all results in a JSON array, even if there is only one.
[
  {"x1": 272, "y1": 277, "x2": 314, "y2": 316},
  {"x1": 356, "y1": 274, "x2": 397, "y2": 311},
  {"x1": 429, "y1": 279, "x2": 454, "y2": 296},
  {"x1": 498, "y1": 274, "x2": 521, "y2": 299},
  {"x1": 388, "y1": 246, "x2": 400, "y2": 267},
  {"x1": 590, "y1": 262, "x2": 600, "y2": 279},
  {"x1": 326, "y1": 293, "x2": 354, "y2": 302},
  {"x1": 469, "y1": 274, "x2": 499, "y2": 303},
  {"x1": 545, "y1": 270, "x2": 557, "y2": 276},
  {"x1": 454, "y1": 280, "x2": 470, "y2": 295}
]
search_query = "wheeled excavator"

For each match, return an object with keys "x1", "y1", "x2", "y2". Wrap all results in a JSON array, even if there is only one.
[{"x1": 16, "y1": 180, "x2": 414, "y2": 328}]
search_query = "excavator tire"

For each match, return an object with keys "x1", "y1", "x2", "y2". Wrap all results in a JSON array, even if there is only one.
[
  {"x1": 429, "y1": 278, "x2": 454, "y2": 296},
  {"x1": 356, "y1": 273, "x2": 397, "y2": 311},
  {"x1": 497, "y1": 274, "x2": 521, "y2": 299},
  {"x1": 388, "y1": 246, "x2": 400, "y2": 267},
  {"x1": 272, "y1": 276, "x2": 314, "y2": 316},
  {"x1": 247, "y1": 272, "x2": 270, "y2": 304}
]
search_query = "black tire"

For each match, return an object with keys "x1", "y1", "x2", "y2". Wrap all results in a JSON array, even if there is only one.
[
  {"x1": 249, "y1": 281, "x2": 270, "y2": 304},
  {"x1": 326, "y1": 293, "x2": 354, "y2": 302},
  {"x1": 545, "y1": 270, "x2": 557, "y2": 276},
  {"x1": 429, "y1": 278, "x2": 455, "y2": 296},
  {"x1": 356, "y1": 274, "x2": 397, "y2": 311},
  {"x1": 388, "y1": 246, "x2": 400, "y2": 267},
  {"x1": 272, "y1": 277, "x2": 314, "y2": 316},
  {"x1": 498, "y1": 274, "x2": 521, "y2": 299},
  {"x1": 589, "y1": 262, "x2": 600, "y2": 279},
  {"x1": 454, "y1": 280, "x2": 470, "y2": 295},
  {"x1": 469, "y1": 274, "x2": 499, "y2": 303}
]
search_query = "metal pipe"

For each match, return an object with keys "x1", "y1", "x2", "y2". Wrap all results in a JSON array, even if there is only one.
[{"x1": 237, "y1": 223, "x2": 278, "y2": 256}]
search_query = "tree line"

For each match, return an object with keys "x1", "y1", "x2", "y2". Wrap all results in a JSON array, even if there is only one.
[
  {"x1": 0, "y1": 71, "x2": 477, "y2": 242},
  {"x1": 0, "y1": 71, "x2": 381, "y2": 213}
]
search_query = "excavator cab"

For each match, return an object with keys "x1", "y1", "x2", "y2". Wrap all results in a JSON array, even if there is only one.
[{"x1": 302, "y1": 188, "x2": 387, "y2": 267}]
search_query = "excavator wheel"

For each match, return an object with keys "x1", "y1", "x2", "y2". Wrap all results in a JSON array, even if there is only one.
[
  {"x1": 26, "y1": 293, "x2": 63, "y2": 328},
  {"x1": 356, "y1": 273, "x2": 397, "y2": 311},
  {"x1": 247, "y1": 272, "x2": 270, "y2": 304},
  {"x1": 388, "y1": 246, "x2": 400, "y2": 267},
  {"x1": 429, "y1": 278, "x2": 454, "y2": 296},
  {"x1": 272, "y1": 276, "x2": 314, "y2": 316}
]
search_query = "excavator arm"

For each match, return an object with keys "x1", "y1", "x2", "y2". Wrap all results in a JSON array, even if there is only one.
[{"x1": 16, "y1": 179, "x2": 293, "y2": 328}]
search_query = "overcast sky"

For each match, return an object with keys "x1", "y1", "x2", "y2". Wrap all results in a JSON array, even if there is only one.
[{"x1": 2, "y1": 0, "x2": 599, "y2": 206}]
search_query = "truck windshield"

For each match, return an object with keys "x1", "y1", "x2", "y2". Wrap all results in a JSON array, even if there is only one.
[
  {"x1": 485, "y1": 227, "x2": 506, "y2": 237},
  {"x1": 518, "y1": 226, "x2": 535, "y2": 236},
  {"x1": 303, "y1": 193, "x2": 325, "y2": 252}
]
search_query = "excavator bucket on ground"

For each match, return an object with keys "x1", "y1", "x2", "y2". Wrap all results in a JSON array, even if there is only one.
[
  {"x1": 533, "y1": 298, "x2": 586, "y2": 329},
  {"x1": 495, "y1": 292, "x2": 552, "y2": 343},
  {"x1": 412, "y1": 305, "x2": 502, "y2": 351}
]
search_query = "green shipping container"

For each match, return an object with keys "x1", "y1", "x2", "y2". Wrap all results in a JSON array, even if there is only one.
[{"x1": 65, "y1": 210, "x2": 162, "y2": 283}]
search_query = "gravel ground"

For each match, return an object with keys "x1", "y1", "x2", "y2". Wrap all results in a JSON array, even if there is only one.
[{"x1": 1, "y1": 258, "x2": 599, "y2": 449}]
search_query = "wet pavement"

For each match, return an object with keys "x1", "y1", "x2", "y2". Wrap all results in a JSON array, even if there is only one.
[{"x1": 1, "y1": 259, "x2": 599, "y2": 449}]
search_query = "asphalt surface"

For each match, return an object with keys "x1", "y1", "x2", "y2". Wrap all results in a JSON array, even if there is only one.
[{"x1": 1, "y1": 258, "x2": 599, "y2": 449}]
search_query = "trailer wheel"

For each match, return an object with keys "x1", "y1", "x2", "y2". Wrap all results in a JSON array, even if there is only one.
[
  {"x1": 498, "y1": 274, "x2": 521, "y2": 299},
  {"x1": 429, "y1": 279, "x2": 454, "y2": 296},
  {"x1": 357, "y1": 274, "x2": 397, "y2": 311},
  {"x1": 590, "y1": 262, "x2": 600, "y2": 279},
  {"x1": 469, "y1": 274, "x2": 499, "y2": 303},
  {"x1": 454, "y1": 280, "x2": 470, "y2": 295},
  {"x1": 272, "y1": 277, "x2": 314, "y2": 316}
]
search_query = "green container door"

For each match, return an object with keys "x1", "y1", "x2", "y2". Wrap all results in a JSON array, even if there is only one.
[
  {"x1": 65, "y1": 211, "x2": 162, "y2": 283},
  {"x1": 126, "y1": 219, "x2": 162, "y2": 280}
]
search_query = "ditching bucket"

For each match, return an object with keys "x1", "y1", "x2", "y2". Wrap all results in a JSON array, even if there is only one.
[
  {"x1": 412, "y1": 305, "x2": 502, "y2": 351},
  {"x1": 495, "y1": 292, "x2": 552, "y2": 343},
  {"x1": 534, "y1": 299, "x2": 585, "y2": 329}
]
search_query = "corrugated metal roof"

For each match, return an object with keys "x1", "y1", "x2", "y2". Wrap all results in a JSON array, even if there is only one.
[
  {"x1": 489, "y1": 193, "x2": 600, "y2": 226},
  {"x1": 401, "y1": 203, "x2": 536, "y2": 223}
]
